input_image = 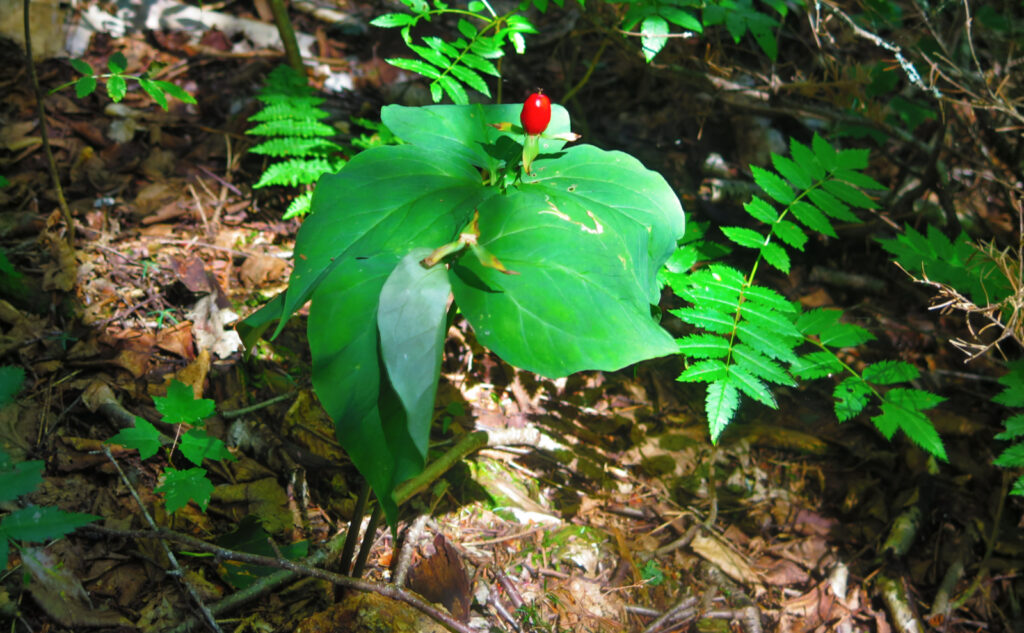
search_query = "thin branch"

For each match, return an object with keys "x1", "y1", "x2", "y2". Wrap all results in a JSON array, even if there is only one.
[{"x1": 83, "y1": 524, "x2": 475, "y2": 633}]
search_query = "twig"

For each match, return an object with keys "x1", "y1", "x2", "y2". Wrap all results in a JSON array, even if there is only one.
[
  {"x1": 642, "y1": 595, "x2": 698, "y2": 633},
  {"x1": 22, "y1": 0, "x2": 74, "y2": 245},
  {"x1": 101, "y1": 446, "x2": 223, "y2": 633},
  {"x1": 393, "y1": 514, "x2": 430, "y2": 588},
  {"x1": 84, "y1": 524, "x2": 475, "y2": 633},
  {"x1": 220, "y1": 393, "x2": 294, "y2": 419}
]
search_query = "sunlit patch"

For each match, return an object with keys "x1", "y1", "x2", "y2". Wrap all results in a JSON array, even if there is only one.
[{"x1": 539, "y1": 199, "x2": 604, "y2": 235}]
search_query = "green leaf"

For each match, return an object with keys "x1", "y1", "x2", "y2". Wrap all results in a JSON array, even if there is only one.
[
  {"x1": 818, "y1": 321, "x2": 874, "y2": 348},
  {"x1": 70, "y1": 58, "x2": 93, "y2": 76},
  {"x1": 138, "y1": 77, "x2": 169, "y2": 109},
  {"x1": 822, "y1": 179, "x2": 878, "y2": 210},
  {"x1": 874, "y1": 388, "x2": 946, "y2": 460},
  {"x1": 789, "y1": 201, "x2": 835, "y2": 237},
  {"x1": 640, "y1": 16, "x2": 669, "y2": 62},
  {"x1": 180, "y1": 430, "x2": 235, "y2": 466},
  {"x1": 735, "y1": 321, "x2": 798, "y2": 364},
  {"x1": 790, "y1": 139, "x2": 824, "y2": 180},
  {"x1": 707, "y1": 381, "x2": 740, "y2": 443},
  {"x1": 730, "y1": 365, "x2": 776, "y2": 407},
  {"x1": 995, "y1": 443, "x2": 1024, "y2": 468},
  {"x1": 372, "y1": 13, "x2": 418, "y2": 27},
  {"x1": 671, "y1": 307, "x2": 736, "y2": 334},
  {"x1": 0, "y1": 505, "x2": 98, "y2": 542},
  {"x1": 457, "y1": 18, "x2": 477, "y2": 38},
  {"x1": 744, "y1": 285, "x2": 796, "y2": 314},
  {"x1": 771, "y1": 153, "x2": 812, "y2": 190},
  {"x1": 215, "y1": 517, "x2": 308, "y2": 590},
  {"x1": 678, "y1": 359, "x2": 729, "y2": 383},
  {"x1": 377, "y1": 248, "x2": 451, "y2": 480},
  {"x1": 154, "y1": 380, "x2": 215, "y2": 424},
  {"x1": 677, "y1": 334, "x2": 731, "y2": 358},
  {"x1": 437, "y1": 74, "x2": 469, "y2": 104},
  {"x1": 1012, "y1": 476, "x2": 1024, "y2": 496},
  {"x1": 806, "y1": 188, "x2": 859, "y2": 222},
  {"x1": 732, "y1": 344, "x2": 795, "y2": 387},
  {"x1": 75, "y1": 75, "x2": 98, "y2": 99},
  {"x1": 106, "y1": 417, "x2": 162, "y2": 460},
  {"x1": 156, "y1": 467, "x2": 215, "y2": 513},
  {"x1": 835, "y1": 147, "x2": 870, "y2": 170},
  {"x1": 449, "y1": 63, "x2": 490, "y2": 97},
  {"x1": 106, "y1": 75, "x2": 127, "y2": 102},
  {"x1": 0, "y1": 365, "x2": 25, "y2": 407},
  {"x1": 107, "y1": 52, "x2": 128, "y2": 74},
  {"x1": 996, "y1": 413, "x2": 1024, "y2": 441},
  {"x1": 834, "y1": 376, "x2": 870, "y2": 421},
  {"x1": 759, "y1": 242, "x2": 790, "y2": 273},
  {"x1": 459, "y1": 52, "x2": 500, "y2": 77},
  {"x1": 772, "y1": 219, "x2": 807, "y2": 250},
  {"x1": 659, "y1": 7, "x2": 701, "y2": 31},
  {"x1": 834, "y1": 169, "x2": 885, "y2": 190},
  {"x1": 743, "y1": 196, "x2": 778, "y2": 224},
  {"x1": 0, "y1": 460, "x2": 44, "y2": 503},
  {"x1": 862, "y1": 360, "x2": 919, "y2": 385},
  {"x1": 722, "y1": 226, "x2": 766, "y2": 250},
  {"x1": 751, "y1": 165, "x2": 794, "y2": 205},
  {"x1": 790, "y1": 350, "x2": 844, "y2": 380},
  {"x1": 811, "y1": 134, "x2": 837, "y2": 172},
  {"x1": 386, "y1": 57, "x2": 442, "y2": 80},
  {"x1": 152, "y1": 80, "x2": 197, "y2": 104}
]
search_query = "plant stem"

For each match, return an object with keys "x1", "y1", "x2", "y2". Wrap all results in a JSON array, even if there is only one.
[
  {"x1": 351, "y1": 502, "x2": 383, "y2": 578},
  {"x1": 338, "y1": 481, "x2": 371, "y2": 575},
  {"x1": 22, "y1": 0, "x2": 74, "y2": 246},
  {"x1": 268, "y1": 0, "x2": 304, "y2": 75},
  {"x1": 395, "y1": 431, "x2": 489, "y2": 504}
]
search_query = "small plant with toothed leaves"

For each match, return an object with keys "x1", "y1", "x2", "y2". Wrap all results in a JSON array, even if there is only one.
[
  {"x1": 56, "y1": 52, "x2": 196, "y2": 110},
  {"x1": 667, "y1": 134, "x2": 947, "y2": 460}
]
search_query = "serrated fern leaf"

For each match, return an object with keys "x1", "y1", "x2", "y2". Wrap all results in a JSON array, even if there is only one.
[
  {"x1": 254, "y1": 158, "x2": 340, "y2": 188},
  {"x1": 248, "y1": 102, "x2": 329, "y2": 122},
  {"x1": 707, "y1": 381, "x2": 740, "y2": 443},
  {"x1": 249, "y1": 137, "x2": 343, "y2": 158},
  {"x1": 283, "y1": 190, "x2": 314, "y2": 220},
  {"x1": 247, "y1": 119, "x2": 337, "y2": 139},
  {"x1": 873, "y1": 388, "x2": 946, "y2": 459}
]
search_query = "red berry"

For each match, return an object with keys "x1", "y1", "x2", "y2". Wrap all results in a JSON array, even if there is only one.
[{"x1": 520, "y1": 92, "x2": 551, "y2": 136}]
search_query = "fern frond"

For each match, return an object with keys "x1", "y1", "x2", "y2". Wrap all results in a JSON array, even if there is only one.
[
  {"x1": 248, "y1": 102, "x2": 329, "y2": 122},
  {"x1": 283, "y1": 190, "x2": 315, "y2": 220},
  {"x1": 254, "y1": 158, "x2": 341, "y2": 188},
  {"x1": 249, "y1": 137, "x2": 343, "y2": 158},
  {"x1": 247, "y1": 119, "x2": 337, "y2": 139}
]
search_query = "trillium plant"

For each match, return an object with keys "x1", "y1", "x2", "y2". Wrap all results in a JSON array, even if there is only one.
[{"x1": 241, "y1": 97, "x2": 685, "y2": 528}]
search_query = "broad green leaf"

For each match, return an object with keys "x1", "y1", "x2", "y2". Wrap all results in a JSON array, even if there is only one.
[
  {"x1": 771, "y1": 153, "x2": 812, "y2": 190},
  {"x1": 722, "y1": 226, "x2": 766, "y2": 250},
  {"x1": 180, "y1": 430, "x2": 236, "y2": 466},
  {"x1": 377, "y1": 248, "x2": 451, "y2": 477},
  {"x1": 818, "y1": 321, "x2": 873, "y2": 348},
  {"x1": 452, "y1": 180, "x2": 680, "y2": 377},
  {"x1": 707, "y1": 381, "x2": 739, "y2": 443},
  {"x1": 156, "y1": 467, "x2": 215, "y2": 513},
  {"x1": 796, "y1": 308, "x2": 841, "y2": 336},
  {"x1": 106, "y1": 417, "x2": 162, "y2": 460},
  {"x1": 862, "y1": 360, "x2": 919, "y2": 385},
  {"x1": 0, "y1": 460, "x2": 44, "y2": 503},
  {"x1": 272, "y1": 142, "x2": 482, "y2": 335},
  {"x1": 153, "y1": 80, "x2": 197, "y2": 104},
  {"x1": 751, "y1": 165, "x2": 794, "y2": 205},
  {"x1": 759, "y1": 242, "x2": 790, "y2": 273},
  {"x1": 835, "y1": 376, "x2": 870, "y2": 421},
  {"x1": 0, "y1": 505, "x2": 98, "y2": 542},
  {"x1": 154, "y1": 380, "x2": 215, "y2": 425},
  {"x1": 659, "y1": 7, "x2": 701, "y2": 31},
  {"x1": 677, "y1": 334, "x2": 731, "y2": 358},
  {"x1": 772, "y1": 219, "x2": 807, "y2": 250},
  {"x1": 835, "y1": 147, "x2": 870, "y2": 170},
  {"x1": 641, "y1": 16, "x2": 669, "y2": 62},
  {"x1": 744, "y1": 196, "x2": 778, "y2": 224},
  {"x1": 789, "y1": 200, "x2": 835, "y2": 237}
]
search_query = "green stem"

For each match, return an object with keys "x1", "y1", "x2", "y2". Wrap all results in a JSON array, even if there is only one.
[
  {"x1": 395, "y1": 431, "x2": 489, "y2": 504},
  {"x1": 351, "y1": 503, "x2": 383, "y2": 579},
  {"x1": 338, "y1": 481, "x2": 370, "y2": 575},
  {"x1": 268, "y1": 0, "x2": 304, "y2": 75},
  {"x1": 23, "y1": 0, "x2": 74, "y2": 246}
]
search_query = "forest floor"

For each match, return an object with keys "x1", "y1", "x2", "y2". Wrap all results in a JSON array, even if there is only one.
[{"x1": 0, "y1": 1, "x2": 1021, "y2": 632}]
